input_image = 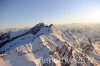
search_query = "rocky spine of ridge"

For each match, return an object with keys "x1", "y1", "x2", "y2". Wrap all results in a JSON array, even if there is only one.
[{"x1": 0, "y1": 23, "x2": 52, "y2": 49}]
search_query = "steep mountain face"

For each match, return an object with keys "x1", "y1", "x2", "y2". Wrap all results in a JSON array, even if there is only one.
[{"x1": 0, "y1": 23, "x2": 100, "y2": 66}]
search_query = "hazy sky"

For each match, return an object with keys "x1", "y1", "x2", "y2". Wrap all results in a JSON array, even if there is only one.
[{"x1": 0, "y1": 0, "x2": 100, "y2": 28}]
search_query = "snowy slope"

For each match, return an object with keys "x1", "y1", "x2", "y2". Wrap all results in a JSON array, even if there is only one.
[
  {"x1": 10, "y1": 29, "x2": 29, "y2": 38},
  {"x1": 0, "y1": 23, "x2": 100, "y2": 66}
]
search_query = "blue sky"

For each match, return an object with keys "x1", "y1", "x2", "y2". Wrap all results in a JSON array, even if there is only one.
[{"x1": 0, "y1": 0, "x2": 100, "y2": 28}]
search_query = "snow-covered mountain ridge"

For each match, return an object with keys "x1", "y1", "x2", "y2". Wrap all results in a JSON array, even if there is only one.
[{"x1": 0, "y1": 23, "x2": 100, "y2": 66}]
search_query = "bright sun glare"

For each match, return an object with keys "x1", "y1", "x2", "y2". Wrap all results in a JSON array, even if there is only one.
[{"x1": 84, "y1": 8, "x2": 100, "y2": 22}]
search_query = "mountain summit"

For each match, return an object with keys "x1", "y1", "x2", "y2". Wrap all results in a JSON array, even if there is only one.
[{"x1": 0, "y1": 23, "x2": 100, "y2": 66}]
